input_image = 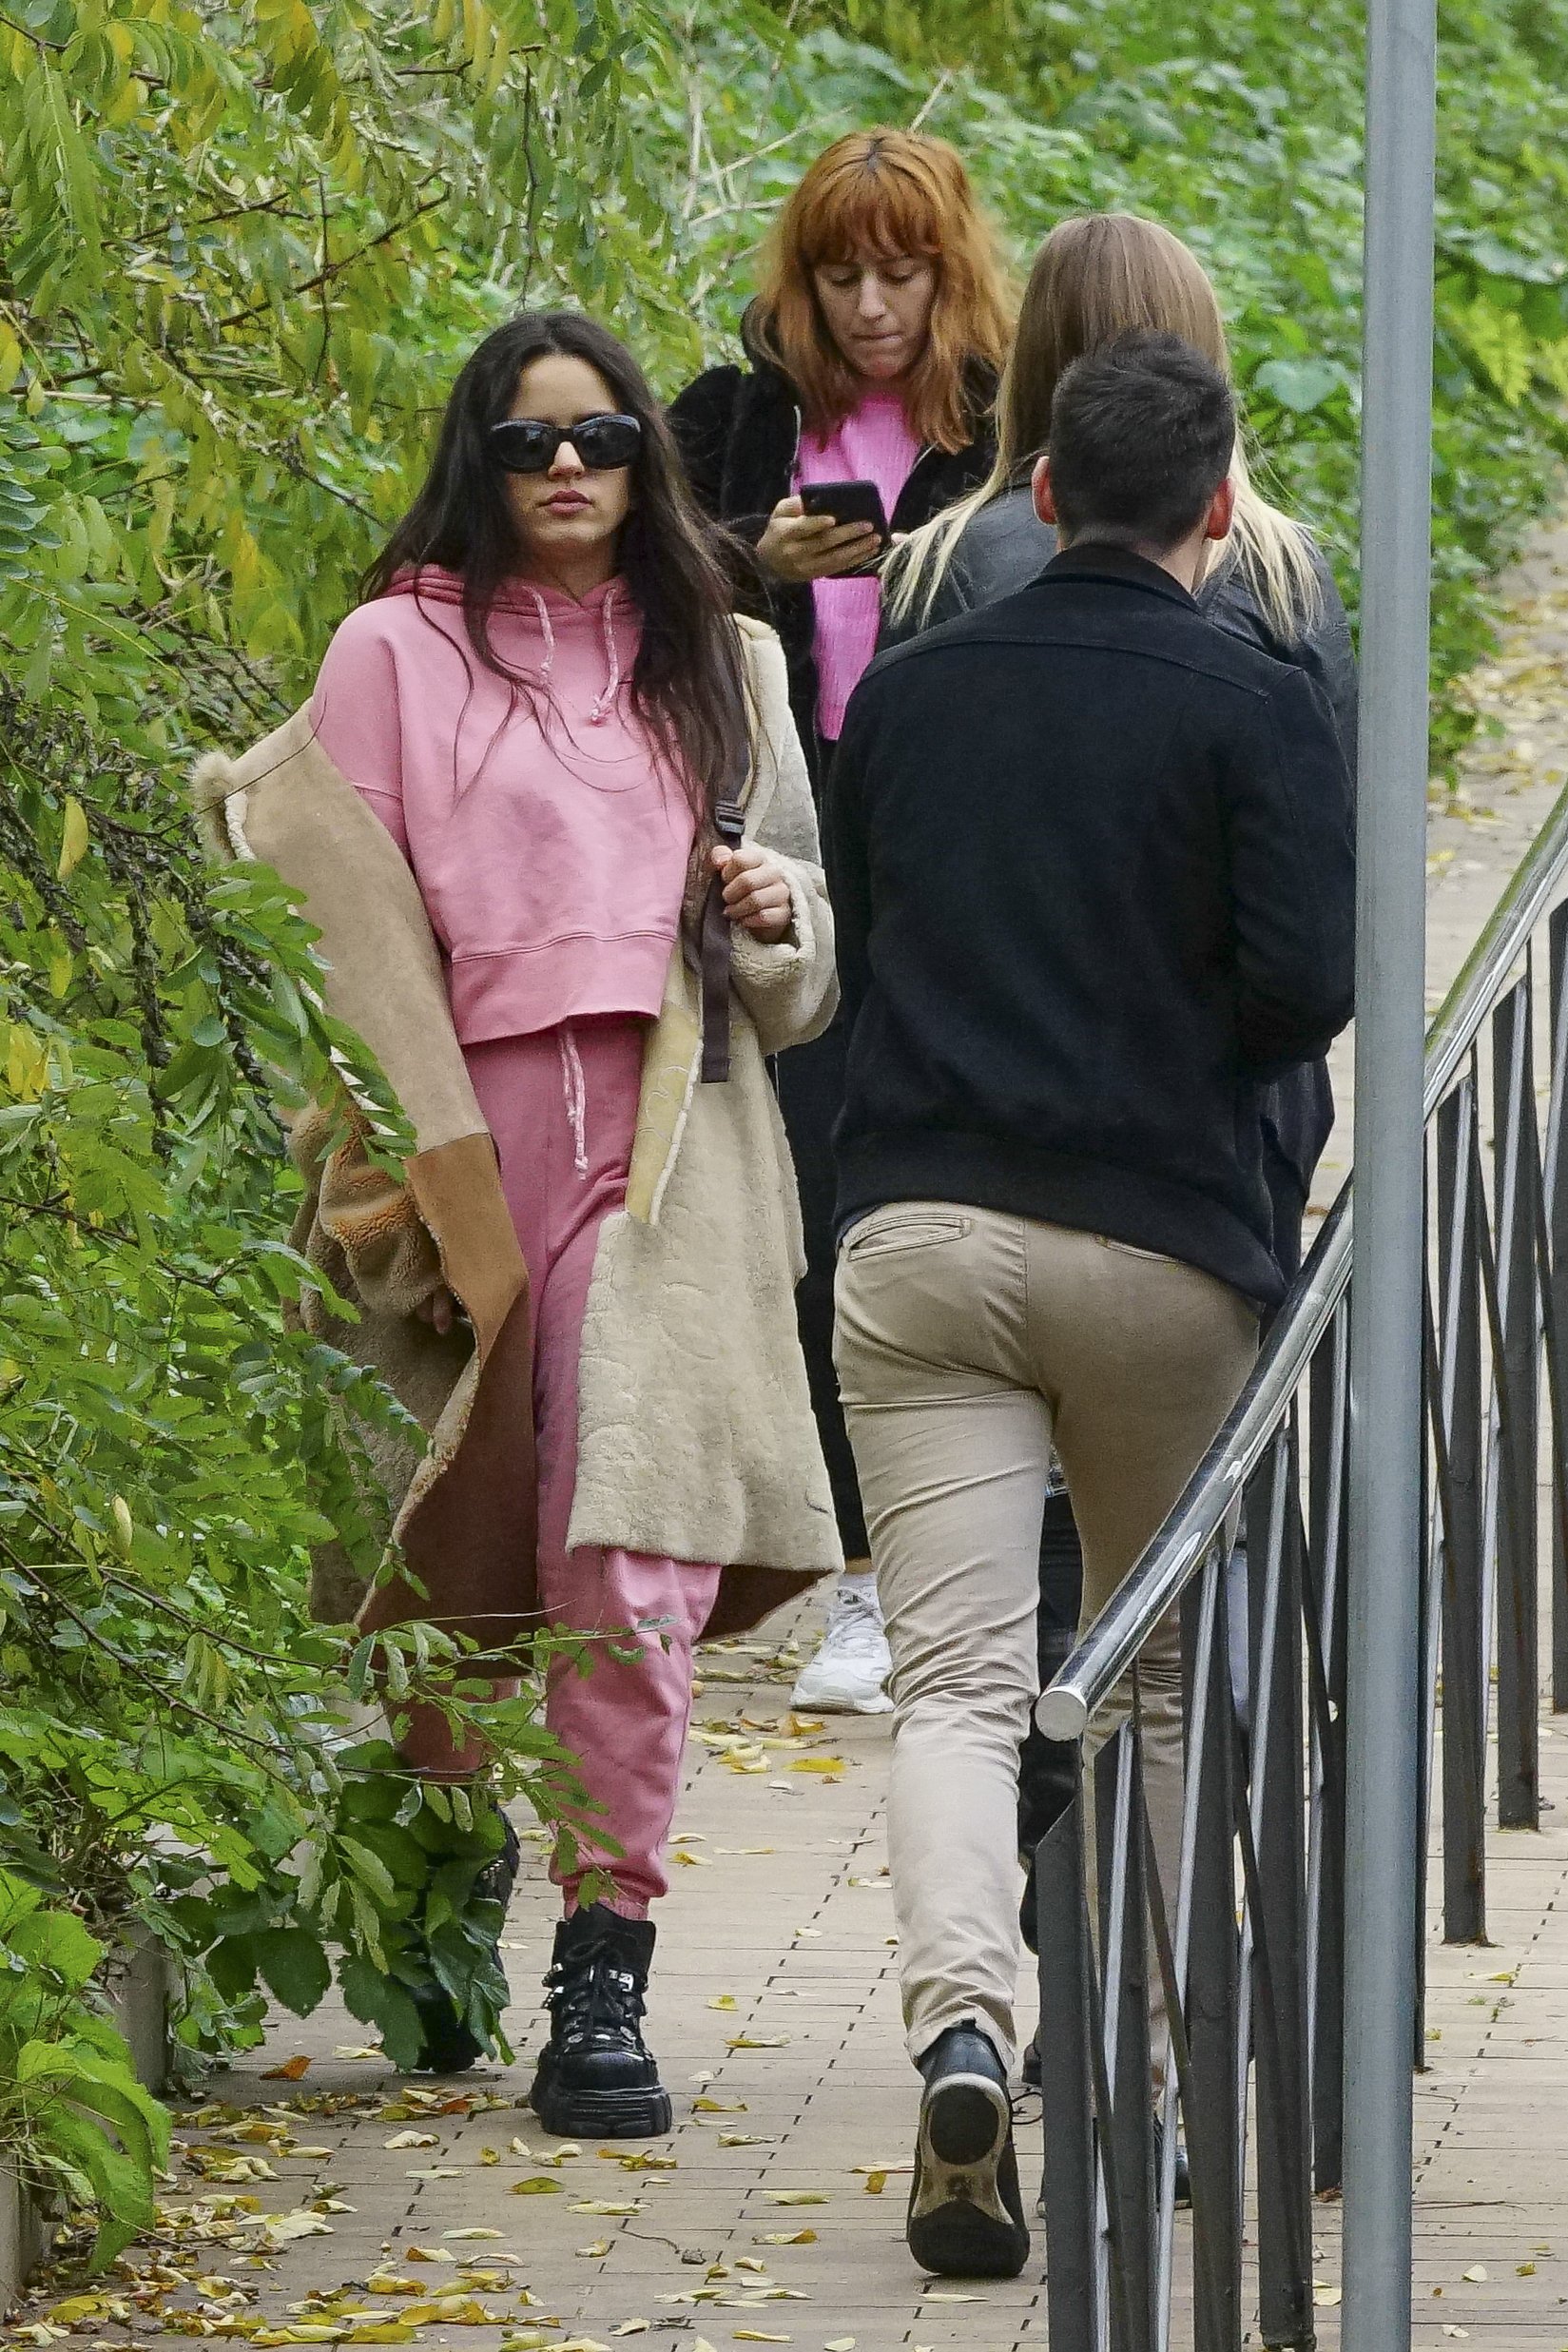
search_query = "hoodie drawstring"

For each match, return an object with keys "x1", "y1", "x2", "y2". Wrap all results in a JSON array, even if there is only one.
[
  {"x1": 522, "y1": 582, "x2": 622, "y2": 726},
  {"x1": 587, "y1": 585, "x2": 622, "y2": 725},
  {"x1": 558, "y1": 1027, "x2": 589, "y2": 1176},
  {"x1": 525, "y1": 586, "x2": 557, "y2": 689}
]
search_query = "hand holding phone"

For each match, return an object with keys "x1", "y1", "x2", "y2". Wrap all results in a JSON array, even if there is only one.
[{"x1": 757, "y1": 486, "x2": 890, "y2": 585}]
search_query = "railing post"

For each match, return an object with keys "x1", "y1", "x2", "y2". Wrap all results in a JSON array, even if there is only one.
[
  {"x1": 1037, "y1": 1767, "x2": 1098, "y2": 2352},
  {"x1": 1546, "y1": 904, "x2": 1568, "y2": 1713},
  {"x1": 1493, "y1": 977, "x2": 1541, "y2": 1827},
  {"x1": 1343, "y1": 0, "x2": 1436, "y2": 2325},
  {"x1": 1435, "y1": 1074, "x2": 1487, "y2": 1940}
]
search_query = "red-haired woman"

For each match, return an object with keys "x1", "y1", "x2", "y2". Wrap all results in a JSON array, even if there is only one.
[{"x1": 671, "y1": 130, "x2": 1010, "y2": 1707}]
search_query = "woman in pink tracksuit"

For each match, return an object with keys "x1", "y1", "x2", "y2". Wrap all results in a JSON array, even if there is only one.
[{"x1": 307, "y1": 311, "x2": 838, "y2": 2124}]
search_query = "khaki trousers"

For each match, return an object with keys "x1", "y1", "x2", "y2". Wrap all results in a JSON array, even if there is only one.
[{"x1": 834, "y1": 1202, "x2": 1257, "y2": 2069}]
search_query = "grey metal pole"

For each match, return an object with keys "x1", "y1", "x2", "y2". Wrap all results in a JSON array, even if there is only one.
[{"x1": 1342, "y1": 0, "x2": 1437, "y2": 2329}]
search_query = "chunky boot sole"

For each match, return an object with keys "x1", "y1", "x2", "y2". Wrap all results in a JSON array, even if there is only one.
[
  {"x1": 530, "y1": 2070, "x2": 673, "y2": 2139},
  {"x1": 906, "y1": 2073, "x2": 1030, "y2": 2279}
]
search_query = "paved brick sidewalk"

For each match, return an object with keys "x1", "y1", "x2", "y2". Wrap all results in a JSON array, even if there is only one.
[{"x1": 22, "y1": 1606, "x2": 1568, "y2": 2352}]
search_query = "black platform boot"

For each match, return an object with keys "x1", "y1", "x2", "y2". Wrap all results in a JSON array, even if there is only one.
[
  {"x1": 530, "y1": 1903, "x2": 672, "y2": 2138},
  {"x1": 407, "y1": 1813, "x2": 520, "y2": 2074}
]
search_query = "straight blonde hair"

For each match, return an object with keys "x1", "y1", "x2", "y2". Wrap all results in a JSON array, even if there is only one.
[
  {"x1": 884, "y1": 213, "x2": 1324, "y2": 638},
  {"x1": 750, "y1": 129, "x2": 1013, "y2": 454}
]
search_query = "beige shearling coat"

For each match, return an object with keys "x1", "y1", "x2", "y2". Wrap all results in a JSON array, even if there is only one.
[{"x1": 194, "y1": 614, "x2": 842, "y2": 1644}]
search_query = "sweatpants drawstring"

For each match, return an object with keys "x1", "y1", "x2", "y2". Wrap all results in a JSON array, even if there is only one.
[{"x1": 559, "y1": 1027, "x2": 590, "y2": 1176}]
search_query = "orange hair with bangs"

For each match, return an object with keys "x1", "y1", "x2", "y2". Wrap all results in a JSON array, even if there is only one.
[{"x1": 751, "y1": 129, "x2": 1013, "y2": 453}]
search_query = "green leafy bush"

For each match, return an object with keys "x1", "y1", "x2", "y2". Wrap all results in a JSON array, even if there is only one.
[{"x1": 0, "y1": 1872, "x2": 170, "y2": 2268}]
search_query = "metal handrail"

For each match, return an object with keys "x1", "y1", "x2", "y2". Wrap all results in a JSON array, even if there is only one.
[{"x1": 1036, "y1": 777, "x2": 1568, "y2": 1740}]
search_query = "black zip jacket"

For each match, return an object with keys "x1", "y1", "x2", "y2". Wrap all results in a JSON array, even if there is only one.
[
  {"x1": 823, "y1": 546, "x2": 1357, "y2": 1309},
  {"x1": 668, "y1": 310, "x2": 997, "y2": 784},
  {"x1": 880, "y1": 485, "x2": 1360, "y2": 1265}
]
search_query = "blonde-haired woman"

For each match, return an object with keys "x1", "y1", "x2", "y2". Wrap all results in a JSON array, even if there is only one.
[
  {"x1": 885, "y1": 211, "x2": 1353, "y2": 754},
  {"x1": 882, "y1": 217, "x2": 1355, "y2": 2109},
  {"x1": 671, "y1": 129, "x2": 1012, "y2": 1712}
]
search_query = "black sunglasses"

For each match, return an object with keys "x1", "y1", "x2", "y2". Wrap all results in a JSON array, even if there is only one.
[{"x1": 489, "y1": 414, "x2": 642, "y2": 475}]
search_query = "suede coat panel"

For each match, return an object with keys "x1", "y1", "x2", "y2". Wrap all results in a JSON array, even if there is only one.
[{"x1": 193, "y1": 617, "x2": 841, "y2": 1645}]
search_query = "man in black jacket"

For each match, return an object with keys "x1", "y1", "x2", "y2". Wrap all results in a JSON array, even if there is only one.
[{"x1": 823, "y1": 332, "x2": 1354, "y2": 2279}]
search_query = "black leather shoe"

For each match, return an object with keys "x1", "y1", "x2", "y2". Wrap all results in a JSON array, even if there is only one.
[
  {"x1": 408, "y1": 1814, "x2": 520, "y2": 2074},
  {"x1": 530, "y1": 1903, "x2": 672, "y2": 2138},
  {"x1": 1020, "y1": 2032, "x2": 1041, "y2": 2089},
  {"x1": 906, "y1": 2023, "x2": 1030, "y2": 2279}
]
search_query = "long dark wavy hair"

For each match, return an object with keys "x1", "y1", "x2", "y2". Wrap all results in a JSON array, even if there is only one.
[{"x1": 362, "y1": 312, "x2": 749, "y2": 831}]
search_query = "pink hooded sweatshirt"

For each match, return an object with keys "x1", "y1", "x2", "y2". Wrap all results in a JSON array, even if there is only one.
[{"x1": 309, "y1": 568, "x2": 695, "y2": 1043}]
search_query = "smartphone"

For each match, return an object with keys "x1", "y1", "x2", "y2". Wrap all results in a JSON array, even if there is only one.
[{"x1": 799, "y1": 479, "x2": 891, "y2": 573}]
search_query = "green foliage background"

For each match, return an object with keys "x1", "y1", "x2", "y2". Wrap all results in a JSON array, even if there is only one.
[{"x1": 0, "y1": 0, "x2": 1565, "y2": 2240}]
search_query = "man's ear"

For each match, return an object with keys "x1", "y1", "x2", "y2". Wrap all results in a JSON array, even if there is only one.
[
  {"x1": 1204, "y1": 475, "x2": 1236, "y2": 542},
  {"x1": 1032, "y1": 454, "x2": 1057, "y2": 528}
]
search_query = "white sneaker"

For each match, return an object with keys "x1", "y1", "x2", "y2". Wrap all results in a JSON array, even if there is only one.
[{"x1": 790, "y1": 1581, "x2": 894, "y2": 1714}]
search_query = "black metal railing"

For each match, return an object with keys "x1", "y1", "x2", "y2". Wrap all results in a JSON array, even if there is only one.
[{"x1": 1032, "y1": 785, "x2": 1568, "y2": 2350}]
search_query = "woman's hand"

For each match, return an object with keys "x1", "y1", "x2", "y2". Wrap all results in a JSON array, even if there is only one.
[
  {"x1": 756, "y1": 494, "x2": 881, "y2": 585},
  {"x1": 713, "y1": 840, "x2": 794, "y2": 945},
  {"x1": 416, "y1": 1286, "x2": 457, "y2": 1336}
]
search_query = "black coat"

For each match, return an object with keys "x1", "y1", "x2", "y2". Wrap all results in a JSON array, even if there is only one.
[
  {"x1": 669, "y1": 315, "x2": 998, "y2": 784},
  {"x1": 880, "y1": 484, "x2": 1359, "y2": 1267},
  {"x1": 825, "y1": 547, "x2": 1356, "y2": 1310}
]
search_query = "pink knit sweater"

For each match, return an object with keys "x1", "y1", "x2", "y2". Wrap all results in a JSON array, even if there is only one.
[
  {"x1": 309, "y1": 569, "x2": 695, "y2": 1043},
  {"x1": 796, "y1": 390, "x2": 921, "y2": 739}
]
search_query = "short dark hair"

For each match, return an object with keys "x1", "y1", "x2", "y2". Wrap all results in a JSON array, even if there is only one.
[{"x1": 1047, "y1": 329, "x2": 1235, "y2": 554}]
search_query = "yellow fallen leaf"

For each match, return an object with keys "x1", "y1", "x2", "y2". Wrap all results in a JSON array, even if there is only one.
[
  {"x1": 1462, "y1": 2267, "x2": 1488, "y2": 2283},
  {"x1": 444, "y1": 2227, "x2": 506, "y2": 2241},
  {"x1": 1516, "y1": 2262, "x2": 1536, "y2": 2275},
  {"x1": 733, "y1": 2261, "x2": 767, "y2": 2275},
  {"x1": 861, "y1": 2171, "x2": 888, "y2": 2195},
  {"x1": 577, "y1": 2241, "x2": 611, "y2": 2258},
  {"x1": 364, "y1": 2276, "x2": 420, "y2": 2296},
  {"x1": 720, "y1": 2133, "x2": 774, "y2": 2147},
  {"x1": 612, "y1": 2327, "x2": 649, "y2": 2339},
  {"x1": 481, "y1": 2148, "x2": 500, "y2": 2165},
  {"x1": 333, "y1": 2046, "x2": 384, "y2": 2060},
  {"x1": 47, "y1": 2301, "x2": 109, "y2": 2325},
  {"x1": 765, "y1": 2192, "x2": 826, "y2": 2206},
  {"x1": 402, "y1": 2247, "x2": 455, "y2": 2264},
  {"x1": 694, "y1": 2097, "x2": 746, "y2": 2113},
  {"x1": 261, "y1": 2056, "x2": 313, "y2": 2082},
  {"x1": 674, "y1": 1850, "x2": 711, "y2": 1866},
  {"x1": 570, "y1": 2199, "x2": 645, "y2": 2215},
  {"x1": 405, "y1": 2164, "x2": 463, "y2": 2178},
  {"x1": 733, "y1": 2336, "x2": 791, "y2": 2344},
  {"x1": 921, "y1": 2294, "x2": 979, "y2": 2303},
  {"x1": 824, "y1": 2338, "x2": 857, "y2": 2350},
  {"x1": 757, "y1": 2232, "x2": 817, "y2": 2246},
  {"x1": 728, "y1": 2034, "x2": 791, "y2": 2051},
  {"x1": 1312, "y1": 2286, "x2": 1343, "y2": 2306},
  {"x1": 510, "y1": 2176, "x2": 566, "y2": 2194},
  {"x1": 58, "y1": 795, "x2": 89, "y2": 880},
  {"x1": 790, "y1": 1759, "x2": 847, "y2": 1774},
  {"x1": 384, "y1": 2131, "x2": 439, "y2": 2149},
  {"x1": 707, "y1": 1995, "x2": 740, "y2": 2011}
]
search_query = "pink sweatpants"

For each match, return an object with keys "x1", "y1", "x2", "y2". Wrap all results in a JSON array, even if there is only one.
[{"x1": 464, "y1": 1021, "x2": 721, "y2": 1918}]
